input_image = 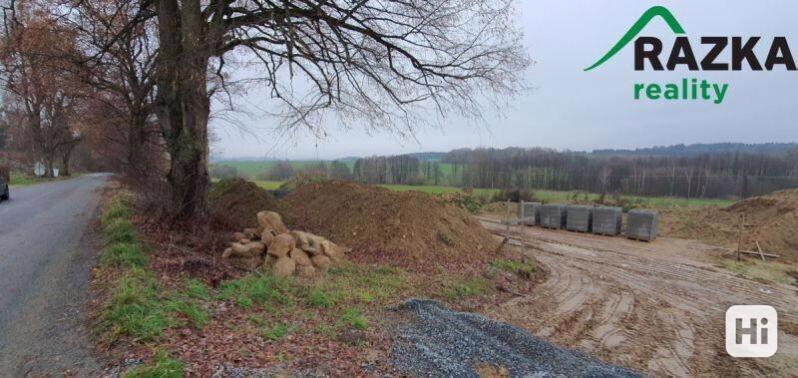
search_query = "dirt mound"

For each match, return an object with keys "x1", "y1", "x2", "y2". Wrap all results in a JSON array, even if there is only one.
[
  {"x1": 727, "y1": 192, "x2": 796, "y2": 214},
  {"x1": 209, "y1": 179, "x2": 281, "y2": 231},
  {"x1": 281, "y1": 181, "x2": 500, "y2": 270},
  {"x1": 661, "y1": 189, "x2": 798, "y2": 261}
]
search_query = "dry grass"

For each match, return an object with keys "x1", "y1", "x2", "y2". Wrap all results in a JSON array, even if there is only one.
[
  {"x1": 90, "y1": 183, "x2": 544, "y2": 375},
  {"x1": 719, "y1": 259, "x2": 798, "y2": 286}
]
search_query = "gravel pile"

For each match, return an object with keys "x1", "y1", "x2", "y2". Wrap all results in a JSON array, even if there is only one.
[{"x1": 392, "y1": 299, "x2": 639, "y2": 377}]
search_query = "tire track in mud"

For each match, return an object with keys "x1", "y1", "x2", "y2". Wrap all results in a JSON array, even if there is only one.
[{"x1": 481, "y1": 220, "x2": 798, "y2": 376}]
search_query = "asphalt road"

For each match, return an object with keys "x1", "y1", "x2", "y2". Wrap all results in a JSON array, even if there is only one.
[{"x1": 0, "y1": 174, "x2": 108, "y2": 375}]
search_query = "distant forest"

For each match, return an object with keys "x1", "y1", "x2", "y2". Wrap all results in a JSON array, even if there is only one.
[
  {"x1": 591, "y1": 143, "x2": 798, "y2": 157},
  {"x1": 439, "y1": 147, "x2": 798, "y2": 198},
  {"x1": 214, "y1": 143, "x2": 798, "y2": 199}
]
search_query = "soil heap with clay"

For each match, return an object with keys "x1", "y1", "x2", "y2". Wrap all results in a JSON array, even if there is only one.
[
  {"x1": 281, "y1": 181, "x2": 500, "y2": 271},
  {"x1": 209, "y1": 178, "x2": 281, "y2": 231},
  {"x1": 662, "y1": 189, "x2": 798, "y2": 261}
]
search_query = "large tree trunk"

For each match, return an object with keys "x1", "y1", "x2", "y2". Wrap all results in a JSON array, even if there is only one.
[
  {"x1": 44, "y1": 155, "x2": 54, "y2": 178},
  {"x1": 60, "y1": 140, "x2": 79, "y2": 177},
  {"x1": 61, "y1": 148, "x2": 72, "y2": 176},
  {"x1": 156, "y1": 0, "x2": 211, "y2": 220},
  {"x1": 127, "y1": 113, "x2": 148, "y2": 177}
]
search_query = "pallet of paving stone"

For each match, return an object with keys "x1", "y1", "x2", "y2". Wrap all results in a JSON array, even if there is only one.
[
  {"x1": 539, "y1": 204, "x2": 567, "y2": 229},
  {"x1": 626, "y1": 210, "x2": 659, "y2": 242},
  {"x1": 592, "y1": 206, "x2": 623, "y2": 236}
]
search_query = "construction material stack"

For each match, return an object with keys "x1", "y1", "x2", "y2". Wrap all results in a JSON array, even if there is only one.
[
  {"x1": 518, "y1": 201, "x2": 541, "y2": 226},
  {"x1": 626, "y1": 210, "x2": 659, "y2": 241},
  {"x1": 539, "y1": 204, "x2": 567, "y2": 229},
  {"x1": 592, "y1": 207, "x2": 623, "y2": 236},
  {"x1": 565, "y1": 205, "x2": 592, "y2": 232}
]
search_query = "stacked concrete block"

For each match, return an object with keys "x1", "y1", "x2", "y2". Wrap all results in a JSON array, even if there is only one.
[
  {"x1": 626, "y1": 210, "x2": 659, "y2": 241},
  {"x1": 592, "y1": 207, "x2": 623, "y2": 236},
  {"x1": 518, "y1": 201, "x2": 541, "y2": 226},
  {"x1": 539, "y1": 204, "x2": 567, "y2": 229},
  {"x1": 565, "y1": 205, "x2": 593, "y2": 232}
]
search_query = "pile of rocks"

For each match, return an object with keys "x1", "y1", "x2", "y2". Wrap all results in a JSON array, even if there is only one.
[{"x1": 221, "y1": 211, "x2": 346, "y2": 278}]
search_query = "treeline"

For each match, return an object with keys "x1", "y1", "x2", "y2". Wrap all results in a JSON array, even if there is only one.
[
  {"x1": 257, "y1": 161, "x2": 352, "y2": 182},
  {"x1": 348, "y1": 147, "x2": 798, "y2": 199},
  {"x1": 352, "y1": 155, "x2": 424, "y2": 185},
  {"x1": 593, "y1": 143, "x2": 798, "y2": 157},
  {"x1": 217, "y1": 144, "x2": 798, "y2": 199},
  {"x1": 442, "y1": 147, "x2": 798, "y2": 198}
]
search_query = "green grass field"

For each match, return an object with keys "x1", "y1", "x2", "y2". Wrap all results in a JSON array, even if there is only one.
[
  {"x1": 382, "y1": 184, "x2": 732, "y2": 208},
  {"x1": 252, "y1": 180, "x2": 284, "y2": 190},
  {"x1": 252, "y1": 180, "x2": 732, "y2": 208},
  {"x1": 214, "y1": 160, "x2": 354, "y2": 178}
]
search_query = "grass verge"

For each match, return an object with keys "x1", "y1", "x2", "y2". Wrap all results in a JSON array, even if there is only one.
[
  {"x1": 95, "y1": 192, "x2": 212, "y2": 372},
  {"x1": 8, "y1": 171, "x2": 82, "y2": 186}
]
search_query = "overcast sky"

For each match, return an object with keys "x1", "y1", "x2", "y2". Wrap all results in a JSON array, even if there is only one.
[{"x1": 210, "y1": 0, "x2": 798, "y2": 160}]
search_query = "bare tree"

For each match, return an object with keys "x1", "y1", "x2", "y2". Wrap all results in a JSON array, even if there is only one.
[
  {"x1": 683, "y1": 167, "x2": 694, "y2": 199},
  {"x1": 0, "y1": 10, "x2": 85, "y2": 177},
  {"x1": 57, "y1": 0, "x2": 161, "y2": 178},
  {"x1": 52, "y1": 0, "x2": 529, "y2": 220},
  {"x1": 598, "y1": 166, "x2": 611, "y2": 195}
]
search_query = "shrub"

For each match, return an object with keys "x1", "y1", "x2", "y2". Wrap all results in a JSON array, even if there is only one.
[
  {"x1": 257, "y1": 161, "x2": 295, "y2": 181},
  {"x1": 491, "y1": 189, "x2": 537, "y2": 203},
  {"x1": 439, "y1": 191, "x2": 486, "y2": 214},
  {"x1": 489, "y1": 259, "x2": 536, "y2": 279}
]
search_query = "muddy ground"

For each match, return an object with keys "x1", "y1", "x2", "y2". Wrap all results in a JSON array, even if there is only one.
[{"x1": 479, "y1": 217, "x2": 798, "y2": 376}]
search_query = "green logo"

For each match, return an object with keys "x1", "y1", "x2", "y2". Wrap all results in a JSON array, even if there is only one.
[
  {"x1": 585, "y1": 5, "x2": 795, "y2": 104},
  {"x1": 584, "y1": 6, "x2": 685, "y2": 71}
]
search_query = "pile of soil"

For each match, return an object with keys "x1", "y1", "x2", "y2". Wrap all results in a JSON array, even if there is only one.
[
  {"x1": 281, "y1": 181, "x2": 500, "y2": 270},
  {"x1": 661, "y1": 189, "x2": 798, "y2": 261},
  {"x1": 209, "y1": 179, "x2": 281, "y2": 231}
]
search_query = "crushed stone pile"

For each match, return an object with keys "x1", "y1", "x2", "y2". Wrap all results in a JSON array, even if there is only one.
[
  {"x1": 209, "y1": 179, "x2": 281, "y2": 231},
  {"x1": 281, "y1": 181, "x2": 500, "y2": 270},
  {"x1": 661, "y1": 189, "x2": 798, "y2": 261},
  {"x1": 221, "y1": 210, "x2": 346, "y2": 277},
  {"x1": 391, "y1": 299, "x2": 639, "y2": 377}
]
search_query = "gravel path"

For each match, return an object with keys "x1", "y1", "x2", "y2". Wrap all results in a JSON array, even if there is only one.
[
  {"x1": 0, "y1": 174, "x2": 108, "y2": 375},
  {"x1": 391, "y1": 299, "x2": 639, "y2": 377}
]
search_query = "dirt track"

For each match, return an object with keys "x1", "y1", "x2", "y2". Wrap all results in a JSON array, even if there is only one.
[{"x1": 479, "y1": 218, "x2": 798, "y2": 376}]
